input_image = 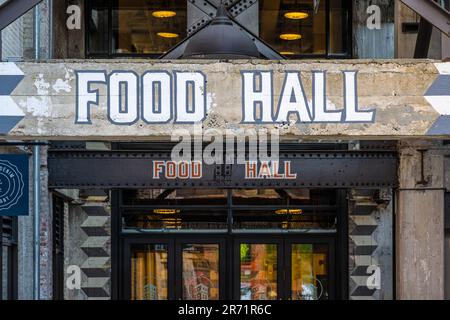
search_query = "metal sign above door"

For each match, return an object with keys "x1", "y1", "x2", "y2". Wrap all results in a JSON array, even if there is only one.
[{"x1": 48, "y1": 149, "x2": 397, "y2": 189}]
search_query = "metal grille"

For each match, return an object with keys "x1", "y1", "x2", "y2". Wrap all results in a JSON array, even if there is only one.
[{"x1": 1, "y1": 217, "x2": 16, "y2": 244}]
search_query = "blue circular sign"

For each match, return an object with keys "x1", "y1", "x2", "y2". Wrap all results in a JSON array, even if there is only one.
[{"x1": 0, "y1": 159, "x2": 25, "y2": 211}]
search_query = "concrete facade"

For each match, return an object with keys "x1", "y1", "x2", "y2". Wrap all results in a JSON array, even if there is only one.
[{"x1": 2, "y1": 60, "x2": 445, "y2": 139}]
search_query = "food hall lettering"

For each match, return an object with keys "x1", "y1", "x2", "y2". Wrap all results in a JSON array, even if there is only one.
[{"x1": 75, "y1": 70, "x2": 374, "y2": 125}]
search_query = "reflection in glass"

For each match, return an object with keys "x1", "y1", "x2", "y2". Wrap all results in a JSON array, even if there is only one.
[
  {"x1": 329, "y1": 0, "x2": 349, "y2": 54},
  {"x1": 291, "y1": 244, "x2": 328, "y2": 300},
  {"x1": 112, "y1": 0, "x2": 186, "y2": 55},
  {"x1": 259, "y1": 0, "x2": 326, "y2": 56},
  {"x1": 240, "y1": 244, "x2": 277, "y2": 300},
  {"x1": 183, "y1": 244, "x2": 220, "y2": 300},
  {"x1": 131, "y1": 244, "x2": 168, "y2": 300},
  {"x1": 88, "y1": 7, "x2": 109, "y2": 55}
]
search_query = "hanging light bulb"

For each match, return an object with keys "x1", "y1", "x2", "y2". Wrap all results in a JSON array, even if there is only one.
[
  {"x1": 279, "y1": 33, "x2": 302, "y2": 41},
  {"x1": 157, "y1": 32, "x2": 179, "y2": 38},
  {"x1": 152, "y1": 11, "x2": 177, "y2": 18},
  {"x1": 284, "y1": 12, "x2": 309, "y2": 20}
]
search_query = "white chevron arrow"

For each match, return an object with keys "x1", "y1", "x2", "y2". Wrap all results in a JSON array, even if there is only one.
[
  {"x1": 0, "y1": 63, "x2": 25, "y2": 134},
  {"x1": 424, "y1": 62, "x2": 450, "y2": 135}
]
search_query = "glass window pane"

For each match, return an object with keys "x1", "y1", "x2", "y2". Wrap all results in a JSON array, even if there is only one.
[
  {"x1": 182, "y1": 244, "x2": 220, "y2": 300},
  {"x1": 240, "y1": 244, "x2": 277, "y2": 300},
  {"x1": 122, "y1": 209, "x2": 227, "y2": 231},
  {"x1": 259, "y1": 0, "x2": 326, "y2": 56},
  {"x1": 291, "y1": 244, "x2": 328, "y2": 300},
  {"x1": 131, "y1": 244, "x2": 168, "y2": 300},
  {"x1": 88, "y1": 6, "x2": 109, "y2": 55},
  {"x1": 329, "y1": 0, "x2": 349, "y2": 54},
  {"x1": 112, "y1": 0, "x2": 187, "y2": 55}
]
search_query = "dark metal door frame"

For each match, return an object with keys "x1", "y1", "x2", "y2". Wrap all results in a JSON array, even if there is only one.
[
  {"x1": 233, "y1": 234, "x2": 336, "y2": 300},
  {"x1": 123, "y1": 234, "x2": 227, "y2": 300},
  {"x1": 122, "y1": 233, "x2": 336, "y2": 300}
]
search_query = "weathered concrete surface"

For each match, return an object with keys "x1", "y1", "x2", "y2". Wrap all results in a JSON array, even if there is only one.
[
  {"x1": 2, "y1": 59, "x2": 445, "y2": 140},
  {"x1": 397, "y1": 140, "x2": 447, "y2": 299}
]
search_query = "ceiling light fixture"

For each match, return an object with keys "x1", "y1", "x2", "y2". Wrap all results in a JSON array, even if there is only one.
[
  {"x1": 275, "y1": 209, "x2": 303, "y2": 215},
  {"x1": 153, "y1": 209, "x2": 180, "y2": 215},
  {"x1": 152, "y1": 11, "x2": 177, "y2": 18},
  {"x1": 157, "y1": 32, "x2": 179, "y2": 38},
  {"x1": 280, "y1": 33, "x2": 302, "y2": 41},
  {"x1": 284, "y1": 12, "x2": 309, "y2": 20}
]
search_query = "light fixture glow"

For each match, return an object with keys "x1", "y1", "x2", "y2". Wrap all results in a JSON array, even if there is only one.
[
  {"x1": 279, "y1": 33, "x2": 302, "y2": 41},
  {"x1": 157, "y1": 32, "x2": 179, "y2": 39},
  {"x1": 280, "y1": 51, "x2": 295, "y2": 55},
  {"x1": 152, "y1": 11, "x2": 177, "y2": 18},
  {"x1": 275, "y1": 209, "x2": 303, "y2": 215},
  {"x1": 153, "y1": 209, "x2": 180, "y2": 215},
  {"x1": 284, "y1": 12, "x2": 309, "y2": 20}
]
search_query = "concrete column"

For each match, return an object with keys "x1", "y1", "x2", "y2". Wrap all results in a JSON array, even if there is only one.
[
  {"x1": 39, "y1": 145, "x2": 52, "y2": 299},
  {"x1": 397, "y1": 140, "x2": 446, "y2": 299}
]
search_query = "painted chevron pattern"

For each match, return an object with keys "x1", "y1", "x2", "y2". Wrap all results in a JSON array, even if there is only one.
[
  {"x1": 0, "y1": 63, "x2": 25, "y2": 134},
  {"x1": 349, "y1": 193, "x2": 379, "y2": 300},
  {"x1": 425, "y1": 62, "x2": 450, "y2": 135},
  {"x1": 80, "y1": 204, "x2": 111, "y2": 300}
]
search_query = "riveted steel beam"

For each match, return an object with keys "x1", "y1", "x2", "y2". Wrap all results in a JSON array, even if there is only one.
[{"x1": 48, "y1": 150, "x2": 398, "y2": 189}]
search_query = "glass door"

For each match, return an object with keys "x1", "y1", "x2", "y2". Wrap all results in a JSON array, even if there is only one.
[
  {"x1": 234, "y1": 239, "x2": 283, "y2": 300},
  {"x1": 234, "y1": 237, "x2": 335, "y2": 300},
  {"x1": 130, "y1": 243, "x2": 169, "y2": 300},
  {"x1": 176, "y1": 240, "x2": 226, "y2": 300},
  {"x1": 287, "y1": 242, "x2": 333, "y2": 300},
  {"x1": 125, "y1": 237, "x2": 226, "y2": 300}
]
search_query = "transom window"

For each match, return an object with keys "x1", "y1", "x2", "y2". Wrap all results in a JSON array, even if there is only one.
[{"x1": 86, "y1": 0, "x2": 351, "y2": 58}]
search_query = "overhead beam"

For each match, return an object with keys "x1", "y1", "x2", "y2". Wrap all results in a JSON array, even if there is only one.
[
  {"x1": 0, "y1": 0, "x2": 43, "y2": 31},
  {"x1": 400, "y1": 0, "x2": 450, "y2": 37},
  {"x1": 414, "y1": 17, "x2": 433, "y2": 58}
]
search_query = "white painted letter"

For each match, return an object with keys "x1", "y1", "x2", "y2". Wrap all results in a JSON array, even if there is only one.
[
  {"x1": 75, "y1": 71, "x2": 106, "y2": 124},
  {"x1": 312, "y1": 71, "x2": 342, "y2": 122},
  {"x1": 108, "y1": 72, "x2": 139, "y2": 124},
  {"x1": 242, "y1": 71, "x2": 273, "y2": 123},
  {"x1": 276, "y1": 72, "x2": 312, "y2": 123},
  {"x1": 343, "y1": 71, "x2": 375, "y2": 122},
  {"x1": 175, "y1": 72, "x2": 206, "y2": 123},
  {"x1": 142, "y1": 72, "x2": 172, "y2": 123}
]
